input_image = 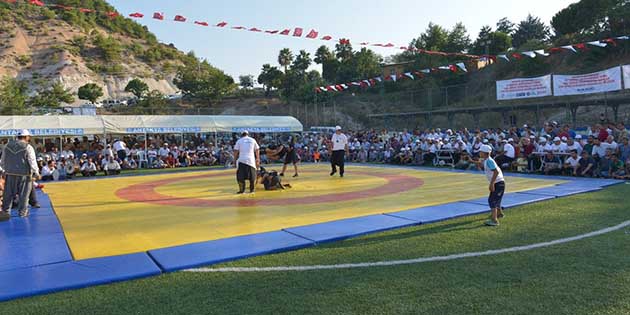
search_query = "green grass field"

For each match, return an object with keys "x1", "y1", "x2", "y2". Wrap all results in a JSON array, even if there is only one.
[{"x1": 3, "y1": 184, "x2": 630, "y2": 315}]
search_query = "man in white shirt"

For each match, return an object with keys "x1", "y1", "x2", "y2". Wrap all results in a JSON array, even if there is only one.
[
  {"x1": 158, "y1": 143, "x2": 170, "y2": 158},
  {"x1": 329, "y1": 126, "x2": 349, "y2": 177},
  {"x1": 113, "y1": 139, "x2": 128, "y2": 161},
  {"x1": 563, "y1": 150, "x2": 581, "y2": 176},
  {"x1": 233, "y1": 131, "x2": 260, "y2": 194},
  {"x1": 104, "y1": 156, "x2": 121, "y2": 176}
]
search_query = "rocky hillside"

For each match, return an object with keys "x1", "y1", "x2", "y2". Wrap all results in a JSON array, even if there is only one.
[{"x1": 0, "y1": 0, "x2": 181, "y2": 104}]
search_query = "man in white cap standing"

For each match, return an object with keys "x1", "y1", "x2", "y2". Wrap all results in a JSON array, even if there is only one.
[
  {"x1": 0, "y1": 129, "x2": 40, "y2": 221},
  {"x1": 233, "y1": 130, "x2": 260, "y2": 194},
  {"x1": 478, "y1": 144, "x2": 505, "y2": 227},
  {"x1": 329, "y1": 126, "x2": 349, "y2": 177}
]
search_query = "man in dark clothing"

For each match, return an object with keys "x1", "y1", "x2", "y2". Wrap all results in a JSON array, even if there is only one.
[{"x1": 1, "y1": 129, "x2": 41, "y2": 220}]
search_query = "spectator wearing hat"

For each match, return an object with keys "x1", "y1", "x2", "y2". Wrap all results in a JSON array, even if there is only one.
[
  {"x1": 478, "y1": 145, "x2": 505, "y2": 227},
  {"x1": 80, "y1": 158, "x2": 98, "y2": 177},
  {"x1": 234, "y1": 131, "x2": 260, "y2": 194},
  {"x1": 158, "y1": 143, "x2": 170, "y2": 159},
  {"x1": 0, "y1": 129, "x2": 40, "y2": 220},
  {"x1": 330, "y1": 126, "x2": 349, "y2": 177}
]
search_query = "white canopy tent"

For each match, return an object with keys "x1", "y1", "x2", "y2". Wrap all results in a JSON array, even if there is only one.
[{"x1": 0, "y1": 115, "x2": 303, "y2": 136}]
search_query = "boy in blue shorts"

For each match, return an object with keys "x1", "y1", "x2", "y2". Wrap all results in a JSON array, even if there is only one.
[{"x1": 479, "y1": 145, "x2": 506, "y2": 226}]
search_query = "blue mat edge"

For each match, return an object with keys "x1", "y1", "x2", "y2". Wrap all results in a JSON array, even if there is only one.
[{"x1": 1, "y1": 167, "x2": 624, "y2": 301}]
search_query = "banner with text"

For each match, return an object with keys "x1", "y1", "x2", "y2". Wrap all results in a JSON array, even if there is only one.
[
  {"x1": 553, "y1": 66, "x2": 622, "y2": 96},
  {"x1": 624, "y1": 65, "x2": 630, "y2": 89},
  {"x1": 496, "y1": 75, "x2": 552, "y2": 100}
]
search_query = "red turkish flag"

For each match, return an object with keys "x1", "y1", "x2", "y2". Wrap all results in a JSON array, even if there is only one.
[
  {"x1": 231, "y1": 26, "x2": 246, "y2": 30},
  {"x1": 360, "y1": 42, "x2": 369, "y2": 46},
  {"x1": 249, "y1": 28, "x2": 262, "y2": 32},
  {"x1": 339, "y1": 38, "x2": 350, "y2": 45},
  {"x1": 265, "y1": 30, "x2": 279, "y2": 34},
  {"x1": 174, "y1": 15, "x2": 187, "y2": 22},
  {"x1": 280, "y1": 29, "x2": 291, "y2": 35},
  {"x1": 449, "y1": 65, "x2": 458, "y2": 73},
  {"x1": 195, "y1": 21, "x2": 209, "y2": 26},
  {"x1": 603, "y1": 38, "x2": 617, "y2": 46},
  {"x1": 79, "y1": 8, "x2": 94, "y2": 13},
  {"x1": 29, "y1": 0, "x2": 44, "y2": 7},
  {"x1": 106, "y1": 11, "x2": 119, "y2": 18},
  {"x1": 216, "y1": 21, "x2": 228, "y2": 27},
  {"x1": 306, "y1": 29, "x2": 318, "y2": 39},
  {"x1": 321, "y1": 35, "x2": 332, "y2": 40},
  {"x1": 575, "y1": 43, "x2": 587, "y2": 50},
  {"x1": 549, "y1": 47, "x2": 563, "y2": 54},
  {"x1": 511, "y1": 53, "x2": 523, "y2": 60},
  {"x1": 383, "y1": 43, "x2": 394, "y2": 47},
  {"x1": 293, "y1": 28, "x2": 303, "y2": 37},
  {"x1": 129, "y1": 13, "x2": 144, "y2": 18},
  {"x1": 153, "y1": 12, "x2": 165, "y2": 20}
]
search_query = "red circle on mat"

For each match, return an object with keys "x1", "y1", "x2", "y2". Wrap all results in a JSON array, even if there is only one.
[{"x1": 115, "y1": 171, "x2": 424, "y2": 208}]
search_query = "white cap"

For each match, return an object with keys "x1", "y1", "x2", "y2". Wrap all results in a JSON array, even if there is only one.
[
  {"x1": 576, "y1": 135, "x2": 583, "y2": 139},
  {"x1": 482, "y1": 139, "x2": 489, "y2": 144},
  {"x1": 335, "y1": 126, "x2": 342, "y2": 131},
  {"x1": 17, "y1": 129, "x2": 31, "y2": 137},
  {"x1": 480, "y1": 145, "x2": 493, "y2": 153},
  {"x1": 529, "y1": 135, "x2": 536, "y2": 139},
  {"x1": 242, "y1": 130, "x2": 249, "y2": 135},
  {"x1": 540, "y1": 137, "x2": 547, "y2": 142},
  {"x1": 523, "y1": 124, "x2": 529, "y2": 128},
  {"x1": 554, "y1": 137, "x2": 561, "y2": 142},
  {"x1": 508, "y1": 138, "x2": 514, "y2": 142},
  {"x1": 561, "y1": 136, "x2": 568, "y2": 141}
]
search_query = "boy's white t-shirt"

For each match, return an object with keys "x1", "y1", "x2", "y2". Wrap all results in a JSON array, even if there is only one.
[{"x1": 484, "y1": 157, "x2": 505, "y2": 184}]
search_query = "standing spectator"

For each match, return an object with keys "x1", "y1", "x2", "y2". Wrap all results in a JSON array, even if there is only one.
[
  {"x1": 233, "y1": 131, "x2": 260, "y2": 194},
  {"x1": 330, "y1": 126, "x2": 349, "y2": 178},
  {"x1": 0, "y1": 130, "x2": 40, "y2": 220},
  {"x1": 113, "y1": 138, "x2": 128, "y2": 161}
]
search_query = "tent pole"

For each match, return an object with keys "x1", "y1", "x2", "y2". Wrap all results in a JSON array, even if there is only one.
[{"x1": 144, "y1": 132, "x2": 148, "y2": 169}]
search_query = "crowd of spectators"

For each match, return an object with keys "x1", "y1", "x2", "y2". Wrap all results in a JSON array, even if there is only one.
[{"x1": 5, "y1": 121, "x2": 629, "y2": 182}]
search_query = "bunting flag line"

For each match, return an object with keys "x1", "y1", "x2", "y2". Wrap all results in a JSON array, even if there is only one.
[{"x1": 7, "y1": 0, "x2": 627, "y2": 64}]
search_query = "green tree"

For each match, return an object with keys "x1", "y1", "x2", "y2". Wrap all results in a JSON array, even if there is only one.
[
  {"x1": 314, "y1": 45, "x2": 338, "y2": 82},
  {"x1": 551, "y1": 0, "x2": 627, "y2": 37},
  {"x1": 92, "y1": 34, "x2": 122, "y2": 62},
  {"x1": 132, "y1": 90, "x2": 169, "y2": 114},
  {"x1": 0, "y1": 77, "x2": 29, "y2": 115},
  {"x1": 413, "y1": 22, "x2": 449, "y2": 51},
  {"x1": 351, "y1": 48, "x2": 382, "y2": 79},
  {"x1": 257, "y1": 64, "x2": 283, "y2": 96},
  {"x1": 173, "y1": 57, "x2": 236, "y2": 105},
  {"x1": 78, "y1": 83, "x2": 103, "y2": 104},
  {"x1": 496, "y1": 17, "x2": 515, "y2": 35},
  {"x1": 335, "y1": 39, "x2": 353, "y2": 61},
  {"x1": 512, "y1": 14, "x2": 550, "y2": 48},
  {"x1": 444, "y1": 22, "x2": 471, "y2": 53},
  {"x1": 291, "y1": 50, "x2": 312, "y2": 74},
  {"x1": 124, "y1": 78, "x2": 149, "y2": 99},
  {"x1": 239, "y1": 75, "x2": 254, "y2": 89},
  {"x1": 314, "y1": 45, "x2": 334, "y2": 64},
  {"x1": 471, "y1": 29, "x2": 512, "y2": 55},
  {"x1": 28, "y1": 82, "x2": 74, "y2": 108},
  {"x1": 278, "y1": 48, "x2": 294, "y2": 72}
]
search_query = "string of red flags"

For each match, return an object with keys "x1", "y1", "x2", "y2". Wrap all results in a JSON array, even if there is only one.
[
  {"x1": 314, "y1": 57, "x2": 471, "y2": 93},
  {"x1": 7, "y1": 0, "x2": 628, "y2": 65}
]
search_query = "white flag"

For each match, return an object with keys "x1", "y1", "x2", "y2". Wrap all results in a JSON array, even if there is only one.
[
  {"x1": 404, "y1": 72, "x2": 414, "y2": 80},
  {"x1": 456, "y1": 63, "x2": 467, "y2": 72},
  {"x1": 362, "y1": 80, "x2": 371, "y2": 86},
  {"x1": 616, "y1": 36, "x2": 629, "y2": 40},
  {"x1": 561, "y1": 45, "x2": 577, "y2": 53},
  {"x1": 320, "y1": 86, "x2": 327, "y2": 92},
  {"x1": 587, "y1": 41, "x2": 607, "y2": 48},
  {"x1": 420, "y1": 69, "x2": 431, "y2": 74},
  {"x1": 521, "y1": 51, "x2": 536, "y2": 58},
  {"x1": 438, "y1": 66, "x2": 450, "y2": 70},
  {"x1": 329, "y1": 86, "x2": 338, "y2": 91},
  {"x1": 375, "y1": 77, "x2": 383, "y2": 82},
  {"x1": 351, "y1": 82, "x2": 361, "y2": 86},
  {"x1": 390, "y1": 75, "x2": 397, "y2": 82},
  {"x1": 535, "y1": 50, "x2": 549, "y2": 57},
  {"x1": 498, "y1": 54, "x2": 510, "y2": 62},
  {"x1": 341, "y1": 84, "x2": 348, "y2": 90}
]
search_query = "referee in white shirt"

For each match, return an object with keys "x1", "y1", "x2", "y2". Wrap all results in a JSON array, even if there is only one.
[
  {"x1": 329, "y1": 126, "x2": 349, "y2": 177},
  {"x1": 233, "y1": 130, "x2": 260, "y2": 194}
]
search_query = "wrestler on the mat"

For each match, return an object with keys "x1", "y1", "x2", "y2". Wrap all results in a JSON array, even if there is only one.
[
  {"x1": 265, "y1": 142, "x2": 300, "y2": 178},
  {"x1": 256, "y1": 167, "x2": 292, "y2": 191}
]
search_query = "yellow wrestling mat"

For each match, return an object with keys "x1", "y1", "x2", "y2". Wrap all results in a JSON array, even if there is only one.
[{"x1": 44, "y1": 165, "x2": 565, "y2": 259}]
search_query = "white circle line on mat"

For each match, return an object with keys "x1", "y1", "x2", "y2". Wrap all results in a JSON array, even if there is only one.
[{"x1": 185, "y1": 220, "x2": 630, "y2": 273}]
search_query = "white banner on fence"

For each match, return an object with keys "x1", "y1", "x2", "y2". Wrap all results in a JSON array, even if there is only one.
[
  {"x1": 624, "y1": 65, "x2": 630, "y2": 89},
  {"x1": 496, "y1": 75, "x2": 552, "y2": 100},
  {"x1": 553, "y1": 66, "x2": 622, "y2": 96}
]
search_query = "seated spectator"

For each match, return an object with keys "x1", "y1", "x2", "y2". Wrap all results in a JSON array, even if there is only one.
[
  {"x1": 610, "y1": 154, "x2": 625, "y2": 178},
  {"x1": 543, "y1": 151, "x2": 562, "y2": 175},
  {"x1": 104, "y1": 156, "x2": 121, "y2": 176},
  {"x1": 577, "y1": 151, "x2": 595, "y2": 177},
  {"x1": 165, "y1": 153, "x2": 177, "y2": 168},
  {"x1": 454, "y1": 152, "x2": 477, "y2": 171},
  {"x1": 153, "y1": 156, "x2": 167, "y2": 169},
  {"x1": 563, "y1": 150, "x2": 581, "y2": 176},
  {"x1": 81, "y1": 158, "x2": 98, "y2": 177},
  {"x1": 41, "y1": 161, "x2": 56, "y2": 181},
  {"x1": 598, "y1": 149, "x2": 614, "y2": 178},
  {"x1": 515, "y1": 152, "x2": 528, "y2": 173}
]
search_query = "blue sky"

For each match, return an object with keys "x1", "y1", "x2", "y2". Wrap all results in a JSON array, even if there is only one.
[{"x1": 108, "y1": 0, "x2": 578, "y2": 80}]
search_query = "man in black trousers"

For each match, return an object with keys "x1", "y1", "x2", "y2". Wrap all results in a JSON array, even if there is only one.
[{"x1": 329, "y1": 126, "x2": 349, "y2": 177}]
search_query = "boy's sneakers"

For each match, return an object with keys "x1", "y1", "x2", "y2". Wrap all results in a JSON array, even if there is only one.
[{"x1": 484, "y1": 220, "x2": 499, "y2": 227}]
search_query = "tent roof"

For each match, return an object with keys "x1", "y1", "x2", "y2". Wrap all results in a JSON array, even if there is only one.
[{"x1": 0, "y1": 115, "x2": 302, "y2": 136}]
